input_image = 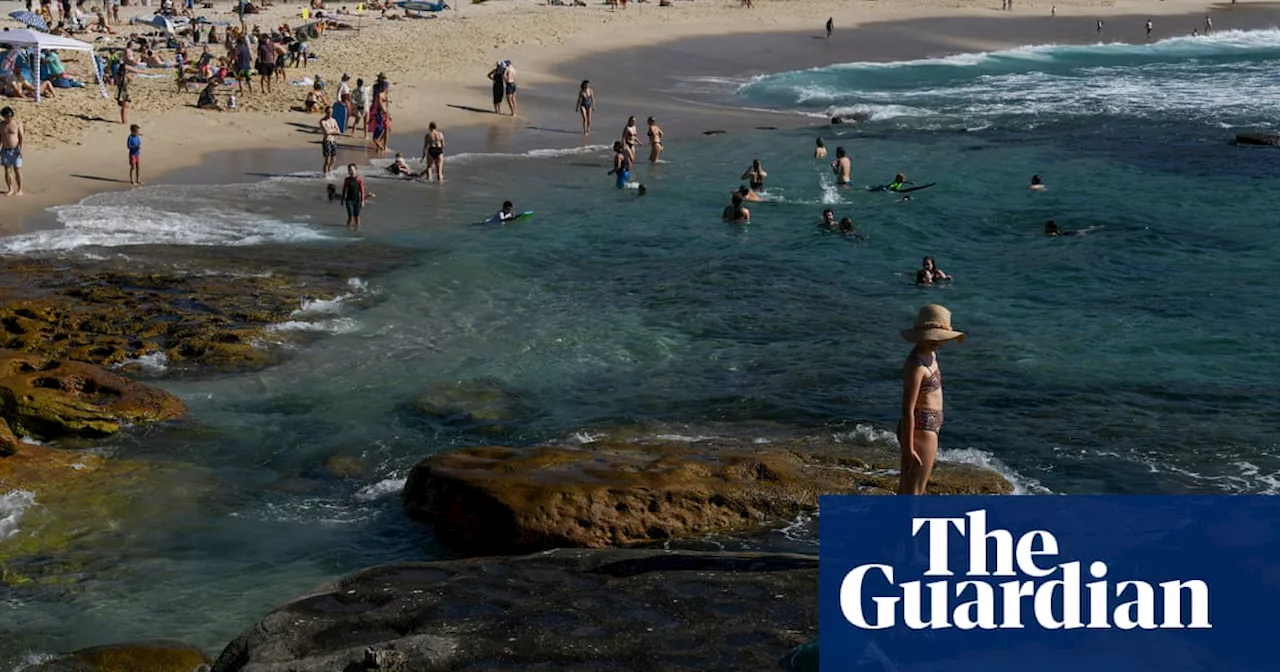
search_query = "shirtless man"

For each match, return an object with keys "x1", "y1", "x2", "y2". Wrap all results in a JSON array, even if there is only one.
[
  {"x1": 319, "y1": 105, "x2": 340, "y2": 175},
  {"x1": 831, "y1": 146, "x2": 851, "y2": 186},
  {"x1": 0, "y1": 107, "x2": 23, "y2": 196},
  {"x1": 502, "y1": 60, "x2": 518, "y2": 116}
]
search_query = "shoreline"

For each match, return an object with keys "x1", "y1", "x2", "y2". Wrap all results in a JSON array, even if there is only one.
[{"x1": 8, "y1": 0, "x2": 1278, "y2": 232}]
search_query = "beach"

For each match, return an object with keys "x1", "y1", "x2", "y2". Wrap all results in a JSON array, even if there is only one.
[
  {"x1": 4, "y1": 0, "x2": 1280, "y2": 666},
  {"x1": 4, "y1": 0, "x2": 1269, "y2": 230}
]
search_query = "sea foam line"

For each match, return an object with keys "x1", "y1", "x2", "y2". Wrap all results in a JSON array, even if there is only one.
[{"x1": 0, "y1": 490, "x2": 38, "y2": 541}]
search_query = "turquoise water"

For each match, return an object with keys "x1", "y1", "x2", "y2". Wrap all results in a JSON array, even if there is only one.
[{"x1": 5, "y1": 29, "x2": 1280, "y2": 667}]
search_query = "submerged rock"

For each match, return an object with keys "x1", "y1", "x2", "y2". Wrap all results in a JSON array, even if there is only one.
[
  {"x1": 210, "y1": 549, "x2": 816, "y2": 672},
  {"x1": 1236, "y1": 132, "x2": 1280, "y2": 146},
  {"x1": 27, "y1": 640, "x2": 212, "y2": 672},
  {"x1": 403, "y1": 425, "x2": 1012, "y2": 555},
  {"x1": 407, "y1": 378, "x2": 532, "y2": 434},
  {"x1": 0, "y1": 350, "x2": 186, "y2": 440}
]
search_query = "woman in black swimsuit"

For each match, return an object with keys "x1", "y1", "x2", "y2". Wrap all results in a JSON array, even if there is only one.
[
  {"x1": 741, "y1": 159, "x2": 767, "y2": 192},
  {"x1": 487, "y1": 61, "x2": 505, "y2": 114}
]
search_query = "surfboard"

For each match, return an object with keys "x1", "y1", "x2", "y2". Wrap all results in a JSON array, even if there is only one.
[
  {"x1": 479, "y1": 210, "x2": 533, "y2": 225},
  {"x1": 331, "y1": 101, "x2": 348, "y2": 133},
  {"x1": 397, "y1": 0, "x2": 446, "y2": 10},
  {"x1": 868, "y1": 182, "x2": 936, "y2": 193}
]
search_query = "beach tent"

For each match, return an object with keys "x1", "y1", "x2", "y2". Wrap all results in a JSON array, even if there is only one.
[{"x1": 0, "y1": 28, "x2": 104, "y2": 103}]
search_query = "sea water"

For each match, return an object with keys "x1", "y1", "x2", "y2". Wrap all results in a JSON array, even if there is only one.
[{"x1": 4, "y1": 29, "x2": 1280, "y2": 666}]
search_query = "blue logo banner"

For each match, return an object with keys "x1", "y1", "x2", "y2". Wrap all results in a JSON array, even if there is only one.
[{"x1": 819, "y1": 496, "x2": 1278, "y2": 671}]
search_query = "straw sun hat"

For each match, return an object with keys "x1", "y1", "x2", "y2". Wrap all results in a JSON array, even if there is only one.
[{"x1": 901, "y1": 304, "x2": 965, "y2": 344}]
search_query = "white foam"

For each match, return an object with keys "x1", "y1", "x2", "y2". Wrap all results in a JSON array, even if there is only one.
[
  {"x1": 653, "y1": 433, "x2": 720, "y2": 443},
  {"x1": 10, "y1": 652, "x2": 59, "y2": 672},
  {"x1": 267, "y1": 317, "x2": 360, "y2": 334},
  {"x1": 938, "y1": 447, "x2": 1049, "y2": 495},
  {"x1": 5, "y1": 198, "x2": 333, "y2": 254},
  {"x1": 0, "y1": 490, "x2": 37, "y2": 541},
  {"x1": 448, "y1": 144, "x2": 611, "y2": 164},
  {"x1": 354, "y1": 478, "x2": 407, "y2": 502},
  {"x1": 114, "y1": 351, "x2": 169, "y2": 373}
]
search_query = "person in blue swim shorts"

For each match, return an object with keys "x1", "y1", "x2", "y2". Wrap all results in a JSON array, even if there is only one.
[{"x1": 608, "y1": 140, "x2": 631, "y2": 189}]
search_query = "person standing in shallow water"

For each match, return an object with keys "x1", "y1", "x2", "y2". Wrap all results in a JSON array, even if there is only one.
[
  {"x1": 341, "y1": 163, "x2": 366, "y2": 229},
  {"x1": 897, "y1": 304, "x2": 965, "y2": 495}
]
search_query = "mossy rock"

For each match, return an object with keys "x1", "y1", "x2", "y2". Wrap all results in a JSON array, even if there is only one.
[
  {"x1": 408, "y1": 378, "x2": 533, "y2": 434},
  {"x1": 30, "y1": 640, "x2": 211, "y2": 672}
]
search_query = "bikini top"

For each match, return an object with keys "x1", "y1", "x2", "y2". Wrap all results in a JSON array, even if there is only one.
[{"x1": 917, "y1": 357, "x2": 941, "y2": 393}]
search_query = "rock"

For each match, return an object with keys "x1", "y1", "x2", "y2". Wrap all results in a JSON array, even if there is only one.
[
  {"x1": 407, "y1": 378, "x2": 532, "y2": 434},
  {"x1": 28, "y1": 640, "x2": 212, "y2": 672},
  {"x1": 210, "y1": 549, "x2": 816, "y2": 672},
  {"x1": 0, "y1": 245, "x2": 412, "y2": 374},
  {"x1": 403, "y1": 426, "x2": 1012, "y2": 554},
  {"x1": 1236, "y1": 132, "x2": 1280, "y2": 146},
  {"x1": 0, "y1": 442, "x2": 214, "y2": 585},
  {"x1": 0, "y1": 350, "x2": 186, "y2": 440},
  {"x1": 0, "y1": 417, "x2": 18, "y2": 456}
]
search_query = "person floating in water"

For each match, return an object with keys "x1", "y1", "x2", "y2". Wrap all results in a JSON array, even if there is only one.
[
  {"x1": 916, "y1": 256, "x2": 952, "y2": 285},
  {"x1": 608, "y1": 140, "x2": 632, "y2": 189},
  {"x1": 1029, "y1": 174, "x2": 1046, "y2": 190},
  {"x1": 723, "y1": 193, "x2": 750, "y2": 223},
  {"x1": 832, "y1": 147, "x2": 851, "y2": 186},
  {"x1": 838, "y1": 217, "x2": 856, "y2": 234},
  {"x1": 734, "y1": 185, "x2": 762, "y2": 202},
  {"x1": 1045, "y1": 220, "x2": 1099, "y2": 237},
  {"x1": 897, "y1": 304, "x2": 965, "y2": 495},
  {"x1": 888, "y1": 173, "x2": 914, "y2": 192},
  {"x1": 819, "y1": 209, "x2": 837, "y2": 231},
  {"x1": 387, "y1": 152, "x2": 412, "y2": 176}
]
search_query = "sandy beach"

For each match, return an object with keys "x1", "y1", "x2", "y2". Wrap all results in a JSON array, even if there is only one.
[{"x1": 2, "y1": 0, "x2": 1273, "y2": 230}]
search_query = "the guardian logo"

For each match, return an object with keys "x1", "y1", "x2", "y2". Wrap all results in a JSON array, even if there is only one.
[{"x1": 840, "y1": 510, "x2": 1211, "y2": 631}]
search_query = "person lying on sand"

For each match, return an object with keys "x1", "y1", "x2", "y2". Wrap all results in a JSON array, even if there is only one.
[{"x1": 4, "y1": 73, "x2": 54, "y2": 100}]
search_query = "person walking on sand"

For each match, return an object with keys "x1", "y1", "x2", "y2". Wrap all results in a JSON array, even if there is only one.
[
  {"x1": 897, "y1": 304, "x2": 964, "y2": 495},
  {"x1": 826, "y1": 17, "x2": 833, "y2": 39},
  {"x1": 0, "y1": 107, "x2": 23, "y2": 196},
  {"x1": 1205, "y1": 16, "x2": 1212, "y2": 33},
  {"x1": 115, "y1": 66, "x2": 132, "y2": 125},
  {"x1": 235, "y1": 36, "x2": 253, "y2": 94},
  {"x1": 420, "y1": 121, "x2": 445, "y2": 183},
  {"x1": 320, "y1": 105, "x2": 339, "y2": 175},
  {"x1": 647, "y1": 117, "x2": 664, "y2": 163},
  {"x1": 575, "y1": 80, "x2": 594, "y2": 135},
  {"x1": 126, "y1": 124, "x2": 142, "y2": 185},
  {"x1": 487, "y1": 61, "x2": 505, "y2": 114},
  {"x1": 503, "y1": 60, "x2": 518, "y2": 116},
  {"x1": 1097, "y1": 19, "x2": 1103, "y2": 33},
  {"x1": 1146, "y1": 19, "x2": 1153, "y2": 39},
  {"x1": 341, "y1": 163, "x2": 366, "y2": 229}
]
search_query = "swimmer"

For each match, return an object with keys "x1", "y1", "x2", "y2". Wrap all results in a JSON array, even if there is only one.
[
  {"x1": 1029, "y1": 174, "x2": 1046, "y2": 190},
  {"x1": 722, "y1": 193, "x2": 750, "y2": 223},
  {"x1": 814, "y1": 137, "x2": 827, "y2": 160},
  {"x1": 734, "y1": 185, "x2": 762, "y2": 202},
  {"x1": 493, "y1": 200, "x2": 516, "y2": 223},
  {"x1": 1045, "y1": 220, "x2": 1098, "y2": 236},
  {"x1": 888, "y1": 173, "x2": 914, "y2": 192},
  {"x1": 832, "y1": 147, "x2": 851, "y2": 186},
  {"x1": 387, "y1": 152, "x2": 412, "y2": 176},
  {"x1": 819, "y1": 209, "x2": 837, "y2": 231},
  {"x1": 326, "y1": 183, "x2": 339, "y2": 201},
  {"x1": 917, "y1": 256, "x2": 951, "y2": 285},
  {"x1": 838, "y1": 217, "x2": 856, "y2": 234},
  {"x1": 741, "y1": 159, "x2": 767, "y2": 192},
  {"x1": 607, "y1": 140, "x2": 633, "y2": 189}
]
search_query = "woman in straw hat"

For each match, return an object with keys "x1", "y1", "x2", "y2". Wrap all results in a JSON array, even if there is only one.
[{"x1": 898, "y1": 304, "x2": 964, "y2": 495}]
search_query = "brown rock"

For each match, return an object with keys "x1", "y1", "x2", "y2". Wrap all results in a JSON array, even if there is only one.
[
  {"x1": 403, "y1": 428, "x2": 1012, "y2": 554},
  {"x1": 28, "y1": 640, "x2": 212, "y2": 672},
  {"x1": 0, "y1": 417, "x2": 18, "y2": 456},
  {"x1": 0, "y1": 350, "x2": 186, "y2": 440}
]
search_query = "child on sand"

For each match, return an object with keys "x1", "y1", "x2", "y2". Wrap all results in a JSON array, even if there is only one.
[{"x1": 127, "y1": 124, "x2": 142, "y2": 185}]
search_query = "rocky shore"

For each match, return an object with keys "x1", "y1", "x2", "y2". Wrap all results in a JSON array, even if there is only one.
[{"x1": 4, "y1": 248, "x2": 1015, "y2": 672}]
